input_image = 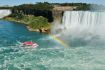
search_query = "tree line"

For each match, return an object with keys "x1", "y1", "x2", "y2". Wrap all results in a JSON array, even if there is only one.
[
  {"x1": 11, "y1": 2, "x2": 54, "y2": 22},
  {"x1": 1, "y1": 2, "x2": 105, "y2": 22}
]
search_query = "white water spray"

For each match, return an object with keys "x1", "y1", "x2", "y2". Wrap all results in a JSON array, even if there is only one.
[{"x1": 53, "y1": 11, "x2": 105, "y2": 47}]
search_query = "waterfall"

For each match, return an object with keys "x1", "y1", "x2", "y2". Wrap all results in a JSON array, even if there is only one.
[
  {"x1": 52, "y1": 11, "x2": 105, "y2": 47},
  {"x1": 0, "y1": 10, "x2": 11, "y2": 18},
  {"x1": 62, "y1": 11, "x2": 105, "y2": 29}
]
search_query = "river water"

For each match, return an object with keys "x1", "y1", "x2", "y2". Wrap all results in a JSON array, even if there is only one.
[{"x1": 0, "y1": 17, "x2": 105, "y2": 70}]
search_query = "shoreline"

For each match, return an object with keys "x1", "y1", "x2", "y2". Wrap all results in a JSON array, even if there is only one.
[{"x1": 4, "y1": 17, "x2": 51, "y2": 33}]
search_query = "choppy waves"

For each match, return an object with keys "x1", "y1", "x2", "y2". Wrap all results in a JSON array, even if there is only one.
[{"x1": 0, "y1": 45, "x2": 105, "y2": 70}]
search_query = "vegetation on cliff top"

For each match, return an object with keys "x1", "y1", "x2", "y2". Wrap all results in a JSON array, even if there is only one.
[
  {"x1": 12, "y1": 2, "x2": 53, "y2": 10},
  {"x1": 5, "y1": 13, "x2": 50, "y2": 31},
  {"x1": 11, "y1": 2, "x2": 54, "y2": 22}
]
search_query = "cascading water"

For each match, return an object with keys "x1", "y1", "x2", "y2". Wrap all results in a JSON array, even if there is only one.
[
  {"x1": 55, "y1": 11, "x2": 105, "y2": 47},
  {"x1": 0, "y1": 10, "x2": 11, "y2": 18}
]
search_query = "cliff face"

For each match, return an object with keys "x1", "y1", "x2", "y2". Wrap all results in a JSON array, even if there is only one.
[
  {"x1": 52, "y1": 6, "x2": 76, "y2": 23},
  {"x1": 52, "y1": 10, "x2": 63, "y2": 23},
  {"x1": 0, "y1": 10, "x2": 11, "y2": 18}
]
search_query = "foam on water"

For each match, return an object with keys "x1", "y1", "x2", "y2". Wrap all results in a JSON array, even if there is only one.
[{"x1": 1, "y1": 45, "x2": 105, "y2": 70}]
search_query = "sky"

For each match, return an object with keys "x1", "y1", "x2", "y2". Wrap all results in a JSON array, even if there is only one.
[{"x1": 0, "y1": 0, "x2": 105, "y2": 6}]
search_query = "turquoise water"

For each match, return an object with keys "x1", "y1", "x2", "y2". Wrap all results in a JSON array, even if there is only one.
[{"x1": 0, "y1": 20, "x2": 105, "y2": 70}]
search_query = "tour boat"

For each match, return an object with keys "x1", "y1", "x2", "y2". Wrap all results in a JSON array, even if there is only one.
[{"x1": 20, "y1": 41, "x2": 38, "y2": 48}]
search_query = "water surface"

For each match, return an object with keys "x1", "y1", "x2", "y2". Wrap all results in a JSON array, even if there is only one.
[{"x1": 0, "y1": 20, "x2": 105, "y2": 70}]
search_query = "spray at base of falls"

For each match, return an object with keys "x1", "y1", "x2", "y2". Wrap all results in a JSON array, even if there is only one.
[{"x1": 52, "y1": 11, "x2": 105, "y2": 47}]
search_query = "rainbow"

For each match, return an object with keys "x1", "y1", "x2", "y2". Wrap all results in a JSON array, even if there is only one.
[{"x1": 49, "y1": 34, "x2": 69, "y2": 48}]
